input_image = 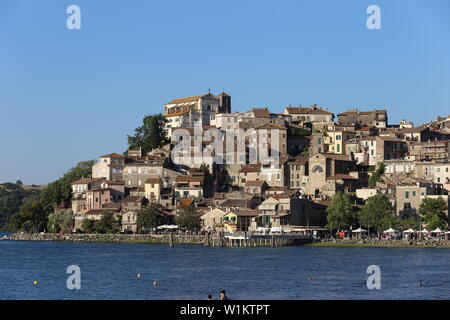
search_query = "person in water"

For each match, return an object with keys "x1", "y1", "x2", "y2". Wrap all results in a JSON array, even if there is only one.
[
  {"x1": 219, "y1": 290, "x2": 229, "y2": 300},
  {"x1": 207, "y1": 294, "x2": 212, "y2": 300}
]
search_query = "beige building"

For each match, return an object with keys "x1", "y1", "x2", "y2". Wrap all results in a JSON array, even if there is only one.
[
  {"x1": 284, "y1": 105, "x2": 334, "y2": 123},
  {"x1": 164, "y1": 92, "x2": 231, "y2": 137},
  {"x1": 200, "y1": 208, "x2": 227, "y2": 231},
  {"x1": 337, "y1": 109, "x2": 388, "y2": 128},
  {"x1": 123, "y1": 161, "x2": 164, "y2": 188},
  {"x1": 288, "y1": 157, "x2": 309, "y2": 189},
  {"x1": 395, "y1": 178, "x2": 438, "y2": 217},
  {"x1": 304, "y1": 153, "x2": 357, "y2": 197},
  {"x1": 121, "y1": 211, "x2": 138, "y2": 233},
  {"x1": 358, "y1": 136, "x2": 408, "y2": 166},
  {"x1": 144, "y1": 177, "x2": 162, "y2": 202},
  {"x1": 92, "y1": 153, "x2": 126, "y2": 181}
]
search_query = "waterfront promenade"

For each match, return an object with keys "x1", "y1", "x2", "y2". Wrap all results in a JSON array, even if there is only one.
[{"x1": 2, "y1": 232, "x2": 449, "y2": 248}]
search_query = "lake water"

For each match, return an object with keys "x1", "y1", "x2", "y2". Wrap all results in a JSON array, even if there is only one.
[{"x1": 0, "y1": 233, "x2": 449, "y2": 300}]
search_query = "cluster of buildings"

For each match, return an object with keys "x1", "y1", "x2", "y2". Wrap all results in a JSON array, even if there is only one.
[{"x1": 71, "y1": 91, "x2": 450, "y2": 233}]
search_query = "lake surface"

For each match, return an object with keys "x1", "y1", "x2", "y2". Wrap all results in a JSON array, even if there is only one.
[{"x1": 0, "y1": 232, "x2": 449, "y2": 300}]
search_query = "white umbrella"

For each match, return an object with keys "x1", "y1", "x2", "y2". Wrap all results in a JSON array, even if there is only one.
[
  {"x1": 431, "y1": 228, "x2": 442, "y2": 234},
  {"x1": 383, "y1": 228, "x2": 398, "y2": 233},
  {"x1": 445, "y1": 231, "x2": 450, "y2": 234},
  {"x1": 270, "y1": 226, "x2": 283, "y2": 233},
  {"x1": 419, "y1": 228, "x2": 429, "y2": 234},
  {"x1": 157, "y1": 224, "x2": 178, "y2": 229},
  {"x1": 403, "y1": 229, "x2": 416, "y2": 234},
  {"x1": 352, "y1": 227, "x2": 368, "y2": 233}
]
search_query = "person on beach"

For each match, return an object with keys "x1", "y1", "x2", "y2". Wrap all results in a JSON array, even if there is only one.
[{"x1": 219, "y1": 290, "x2": 229, "y2": 300}]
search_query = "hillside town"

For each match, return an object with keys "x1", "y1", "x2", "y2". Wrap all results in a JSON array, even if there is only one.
[{"x1": 70, "y1": 91, "x2": 450, "y2": 236}]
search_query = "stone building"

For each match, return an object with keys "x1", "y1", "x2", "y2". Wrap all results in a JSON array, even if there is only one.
[{"x1": 337, "y1": 109, "x2": 388, "y2": 128}]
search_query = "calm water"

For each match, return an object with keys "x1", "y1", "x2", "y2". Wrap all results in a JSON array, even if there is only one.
[{"x1": 0, "y1": 232, "x2": 449, "y2": 300}]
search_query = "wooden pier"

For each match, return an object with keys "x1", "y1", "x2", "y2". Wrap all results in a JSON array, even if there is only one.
[{"x1": 203, "y1": 233, "x2": 313, "y2": 247}]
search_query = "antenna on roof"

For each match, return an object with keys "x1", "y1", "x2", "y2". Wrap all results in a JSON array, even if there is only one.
[{"x1": 208, "y1": 88, "x2": 211, "y2": 94}]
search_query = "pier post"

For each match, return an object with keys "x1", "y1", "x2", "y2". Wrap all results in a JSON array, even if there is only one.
[{"x1": 169, "y1": 233, "x2": 174, "y2": 247}]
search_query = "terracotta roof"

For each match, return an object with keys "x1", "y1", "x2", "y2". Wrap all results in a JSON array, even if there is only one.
[
  {"x1": 338, "y1": 109, "x2": 387, "y2": 116},
  {"x1": 145, "y1": 177, "x2": 162, "y2": 184},
  {"x1": 72, "y1": 178, "x2": 104, "y2": 185},
  {"x1": 285, "y1": 106, "x2": 333, "y2": 115},
  {"x1": 251, "y1": 108, "x2": 270, "y2": 118},
  {"x1": 239, "y1": 164, "x2": 261, "y2": 173},
  {"x1": 100, "y1": 153, "x2": 126, "y2": 159},
  {"x1": 123, "y1": 196, "x2": 145, "y2": 203},
  {"x1": 245, "y1": 180, "x2": 266, "y2": 187},
  {"x1": 166, "y1": 94, "x2": 207, "y2": 105},
  {"x1": 217, "y1": 92, "x2": 230, "y2": 97},
  {"x1": 103, "y1": 180, "x2": 125, "y2": 185},
  {"x1": 256, "y1": 123, "x2": 287, "y2": 130},
  {"x1": 177, "y1": 199, "x2": 194, "y2": 208},
  {"x1": 328, "y1": 174, "x2": 358, "y2": 180}
]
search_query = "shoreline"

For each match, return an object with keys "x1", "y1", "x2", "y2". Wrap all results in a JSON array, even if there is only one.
[
  {"x1": 2, "y1": 232, "x2": 449, "y2": 248},
  {"x1": 304, "y1": 239, "x2": 450, "y2": 249}
]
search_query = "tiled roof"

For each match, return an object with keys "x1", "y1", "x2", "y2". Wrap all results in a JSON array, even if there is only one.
[
  {"x1": 100, "y1": 153, "x2": 126, "y2": 159},
  {"x1": 166, "y1": 94, "x2": 206, "y2": 105},
  {"x1": 245, "y1": 180, "x2": 266, "y2": 187},
  {"x1": 328, "y1": 174, "x2": 358, "y2": 180},
  {"x1": 239, "y1": 164, "x2": 261, "y2": 173},
  {"x1": 72, "y1": 178, "x2": 104, "y2": 185}
]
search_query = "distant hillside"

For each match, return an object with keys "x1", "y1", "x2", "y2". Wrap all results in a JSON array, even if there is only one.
[{"x1": 0, "y1": 182, "x2": 42, "y2": 229}]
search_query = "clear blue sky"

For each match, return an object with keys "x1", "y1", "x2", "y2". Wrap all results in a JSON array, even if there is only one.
[{"x1": 1, "y1": 0, "x2": 449, "y2": 185}]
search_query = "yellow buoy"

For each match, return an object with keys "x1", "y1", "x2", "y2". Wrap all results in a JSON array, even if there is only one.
[
  {"x1": 33, "y1": 281, "x2": 38, "y2": 285},
  {"x1": 137, "y1": 273, "x2": 141, "y2": 278},
  {"x1": 153, "y1": 280, "x2": 158, "y2": 286}
]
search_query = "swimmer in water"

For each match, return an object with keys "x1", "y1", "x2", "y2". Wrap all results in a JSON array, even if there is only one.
[{"x1": 153, "y1": 280, "x2": 158, "y2": 286}]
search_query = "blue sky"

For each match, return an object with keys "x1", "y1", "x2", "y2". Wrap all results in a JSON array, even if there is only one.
[{"x1": 1, "y1": 0, "x2": 449, "y2": 184}]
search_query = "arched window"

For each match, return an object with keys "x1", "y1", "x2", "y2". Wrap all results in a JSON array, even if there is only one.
[{"x1": 312, "y1": 165, "x2": 323, "y2": 173}]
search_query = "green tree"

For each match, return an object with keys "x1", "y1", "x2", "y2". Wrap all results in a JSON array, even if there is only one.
[
  {"x1": 399, "y1": 215, "x2": 421, "y2": 230},
  {"x1": 419, "y1": 197, "x2": 448, "y2": 230},
  {"x1": 81, "y1": 218, "x2": 96, "y2": 233},
  {"x1": 128, "y1": 114, "x2": 169, "y2": 155},
  {"x1": 95, "y1": 212, "x2": 120, "y2": 234},
  {"x1": 326, "y1": 192, "x2": 357, "y2": 230},
  {"x1": 47, "y1": 209, "x2": 74, "y2": 233},
  {"x1": 359, "y1": 194, "x2": 394, "y2": 232},
  {"x1": 216, "y1": 167, "x2": 231, "y2": 192},
  {"x1": 176, "y1": 204, "x2": 201, "y2": 231},
  {"x1": 137, "y1": 203, "x2": 168, "y2": 231},
  {"x1": 8, "y1": 200, "x2": 47, "y2": 232},
  {"x1": 368, "y1": 162, "x2": 386, "y2": 187},
  {"x1": 0, "y1": 183, "x2": 41, "y2": 230}
]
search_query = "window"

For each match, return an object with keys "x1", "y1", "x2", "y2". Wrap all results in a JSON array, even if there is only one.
[
  {"x1": 405, "y1": 191, "x2": 409, "y2": 199},
  {"x1": 336, "y1": 135, "x2": 341, "y2": 140}
]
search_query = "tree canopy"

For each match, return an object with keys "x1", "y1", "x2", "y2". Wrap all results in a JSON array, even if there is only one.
[
  {"x1": 419, "y1": 197, "x2": 448, "y2": 230},
  {"x1": 137, "y1": 203, "x2": 168, "y2": 231},
  {"x1": 127, "y1": 114, "x2": 169, "y2": 155},
  {"x1": 176, "y1": 204, "x2": 201, "y2": 231},
  {"x1": 326, "y1": 192, "x2": 357, "y2": 230},
  {"x1": 359, "y1": 194, "x2": 395, "y2": 232},
  {"x1": 6, "y1": 160, "x2": 95, "y2": 232},
  {"x1": 368, "y1": 162, "x2": 386, "y2": 188}
]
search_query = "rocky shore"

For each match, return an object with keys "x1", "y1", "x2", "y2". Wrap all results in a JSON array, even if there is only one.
[
  {"x1": 306, "y1": 238, "x2": 450, "y2": 248},
  {"x1": 2, "y1": 232, "x2": 449, "y2": 248},
  {"x1": 1, "y1": 232, "x2": 205, "y2": 245}
]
